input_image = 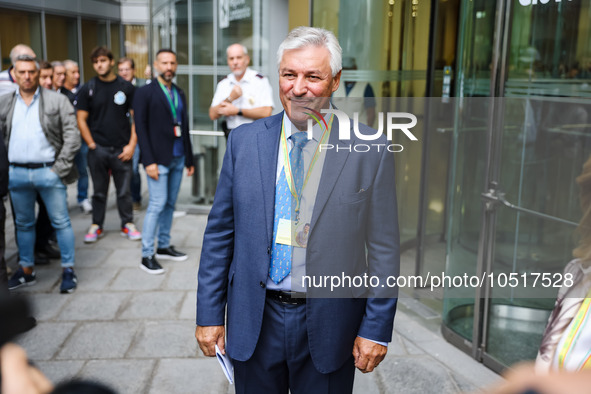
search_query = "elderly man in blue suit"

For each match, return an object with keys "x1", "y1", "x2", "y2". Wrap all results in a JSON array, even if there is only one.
[{"x1": 196, "y1": 27, "x2": 400, "y2": 393}]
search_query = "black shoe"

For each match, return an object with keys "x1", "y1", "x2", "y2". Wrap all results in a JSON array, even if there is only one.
[
  {"x1": 35, "y1": 242, "x2": 61, "y2": 259},
  {"x1": 60, "y1": 268, "x2": 78, "y2": 294},
  {"x1": 8, "y1": 267, "x2": 37, "y2": 290},
  {"x1": 140, "y1": 256, "x2": 165, "y2": 275},
  {"x1": 156, "y1": 246, "x2": 188, "y2": 262}
]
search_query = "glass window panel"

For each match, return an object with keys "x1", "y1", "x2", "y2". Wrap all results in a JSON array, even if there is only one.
[
  {"x1": 175, "y1": 0, "x2": 189, "y2": 64},
  {"x1": 45, "y1": 14, "x2": 78, "y2": 64},
  {"x1": 442, "y1": 97, "x2": 491, "y2": 343},
  {"x1": 191, "y1": 74, "x2": 223, "y2": 204},
  {"x1": 152, "y1": 4, "x2": 169, "y2": 54},
  {"x1": 455, "y1": 0, "x2": 496, "y2": 97},
  {"x1": 124, "y1": 25, "x2": 150, "y2": 79},
  {"x1": 217, "y1": 0, "x2": 254, "y2": 67},
  {"x1": 0, "y1": 8, "x2": 42, "y2": 69},
  {"x1": 192, "y1": 0, "x2": 214, "y2": 65},
  {"x1": 81, "y1": 19, "x2": 109, "y2": 82},
  {"x1": 192, "y1": 75, "x2": 215, "y2": 129},
  {"x1": 176, "y1": 74, "x2": 190, "y2": 107},
  {"x1": 508, "y1": 1, "x2": 589, "y2": 83},
  {"x1": 111, "y1": 23, "x2": 122, "y2": 59}
]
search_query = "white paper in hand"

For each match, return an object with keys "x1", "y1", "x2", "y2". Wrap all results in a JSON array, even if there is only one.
[{"x1": 215, "y1": 344, "x2": 234, "y2": 384}]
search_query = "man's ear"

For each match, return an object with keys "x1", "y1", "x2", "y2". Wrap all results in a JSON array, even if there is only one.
[{"x1": 332, "y1": 70, "x2": 342, "y2": 93}]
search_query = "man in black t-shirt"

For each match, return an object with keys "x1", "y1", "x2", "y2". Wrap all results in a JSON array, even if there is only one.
[{"x1": 76, "y1": 46, "x2": 141, "y2": 244}]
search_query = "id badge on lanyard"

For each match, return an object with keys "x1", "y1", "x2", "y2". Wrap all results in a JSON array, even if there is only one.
[{"x1": 159, "y1": 80, "x2": 182, "y2": 137}]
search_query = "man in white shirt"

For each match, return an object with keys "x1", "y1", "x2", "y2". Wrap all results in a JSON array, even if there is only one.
[{"x1": 209, "y1": 44, "x2": 273, "y2": 137}]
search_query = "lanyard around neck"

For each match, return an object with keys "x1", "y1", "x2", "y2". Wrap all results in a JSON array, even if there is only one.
[
  {"x1": 158, "y1": 80, "x2": 179, "y2": 122},
  {"x1": 280, "y1": 114, "x2": 333, "y2": 215},
  {"x1": 558, "y1": 288, "x2": 591, "y2": 370}
]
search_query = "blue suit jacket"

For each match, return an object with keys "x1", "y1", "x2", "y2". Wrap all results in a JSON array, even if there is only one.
[
  {"x1": 197, "y1": 112, "x2": 399, "y2": 373},
  {"x1": 132, "y1": 78, "x2": 193, "y2": 168}
]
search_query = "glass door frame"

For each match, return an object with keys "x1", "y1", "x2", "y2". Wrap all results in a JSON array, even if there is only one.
[{"x1": 443, "y1": 0, "x2": 585, "y2": 373}]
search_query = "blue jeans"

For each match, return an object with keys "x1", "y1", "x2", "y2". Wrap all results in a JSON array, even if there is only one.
[
  {"x1": 74, "y1": 141, "x2": 89, "y2": 203},
  {"x1": 131, "y1": 146, "x2": 142, "y2": 203},
  {"x1": 142, "y1": 156, "x2": 185, "y2": 257},
  {"x1": 9, "y1": 166, "x2": 75, "y2": 268}
]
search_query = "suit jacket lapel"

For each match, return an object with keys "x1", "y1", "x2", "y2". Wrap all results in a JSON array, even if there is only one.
[
  {"x1": 257, "y1": 112, "x2": 282, "y2": 243},
  {"x1": 153, "y1": 81, "x2": 174, "y2": 120},
  {"x1": 310, "y1": 119, "x2": 351, "y2": 227}
]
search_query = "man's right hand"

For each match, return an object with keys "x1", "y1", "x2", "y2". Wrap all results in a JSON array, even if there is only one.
[
  {"x1": 228, "y1": 85, "x2": 242, "y2": 101},
  {"x1": 195, "y1": 325, "x2": 225, "y2": 357},
  {"x1": 145, "y1": 163, "x2": 159, "y2": 180}
]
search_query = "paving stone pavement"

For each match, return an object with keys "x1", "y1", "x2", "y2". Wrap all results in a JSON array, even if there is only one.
[{"x1": 6, "y1": 178, "x2": 501, "y2": 393}]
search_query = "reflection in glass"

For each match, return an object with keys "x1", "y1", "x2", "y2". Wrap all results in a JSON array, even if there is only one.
[
  {"x1": 0, "y1": 8, "x2": 42, "y2": 68},
  {"x1": 192, "y1": 0, "x2": 214, "y2": 65},
  {"x1": 44, "y1": 14, "x2": 78, "y2": 64},
  {"x1": 444, "y1": 0, "x2": 591, "y2": 370},
  {"x1": 124, "y1": 25, "x2": 149, "y2": 78},
  {"x1": 81, "y1": 19, "x2": 109, "y2": 82},
  {"x1": 175, "y1": 0, "x2": 189, "y2": 64},
  {"x1": 111, "y1": 23, "x2": 121, "y2": 59},
  {"x1": 217, "y1": 0, "x2": 254, "y2": 63}
]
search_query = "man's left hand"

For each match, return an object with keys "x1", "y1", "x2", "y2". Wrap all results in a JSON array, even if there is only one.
[
  {"x1": 217, "y1": 102, "x2": 239, "y2": 117},
  {"x1": 118, "y1": 144, "x2": 135, "y2": 162},
  {"x1": 352, "y1": 337, "x2": 387, "y2": 373},
  {"x1": 1, "y1": 343, "x2": 54, "y2": 394},
  {"x1": 186, "y1": 166, "x2": 195, "y2": 177}
]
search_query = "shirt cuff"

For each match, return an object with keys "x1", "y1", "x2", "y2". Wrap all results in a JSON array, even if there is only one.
[{"x1": 358, "y1": 336, "x2": 388, "y2": 347}]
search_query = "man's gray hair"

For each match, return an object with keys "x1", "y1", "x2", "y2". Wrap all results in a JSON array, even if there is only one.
[
  {"x1": 276, "y1": 27, "x2": 342, "y2": 77},
  {"x1": 63, "y1": 59, "x2": 79, "y2": 70},
  {"x1": 10, "y1": 44, "x2": 35, "y2": 66},
  {"x1": 51, "y1": 60, "x2": 65, "y2": 69},
  {"x1": 15, "y1": 54, "x2": 39, "y2": 70},
  {"x1": 227, "y1": 44, "x2": 248, "y2": 57}
]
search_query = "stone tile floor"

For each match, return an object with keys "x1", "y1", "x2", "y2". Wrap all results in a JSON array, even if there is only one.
[{"x1": 6, "y1": 178, "x2": 500, "y2": 393}]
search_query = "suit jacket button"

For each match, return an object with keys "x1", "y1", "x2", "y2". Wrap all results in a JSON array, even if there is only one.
[{"x1": 260, "y1": 281, "x2": 266, "y2": 288}]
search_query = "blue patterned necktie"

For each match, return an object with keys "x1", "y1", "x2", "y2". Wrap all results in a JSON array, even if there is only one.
[{"x1": 269, "y1": 131, "x2": 308, "y2": 284}]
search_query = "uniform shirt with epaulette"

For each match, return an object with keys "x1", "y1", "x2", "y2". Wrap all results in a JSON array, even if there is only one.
[{"x1": 211, "y1": 68, "x2": 274, "y2": 129}]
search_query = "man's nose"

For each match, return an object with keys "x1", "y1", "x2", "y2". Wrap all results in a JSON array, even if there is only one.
[{"x1": 292, "y1": 75, "x2": 307, "y2": 96}]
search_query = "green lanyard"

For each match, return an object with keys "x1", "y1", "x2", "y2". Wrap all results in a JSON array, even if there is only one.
[
  {"x1": 280, "y1": 114, "x2": 333, "y2": 216},
  {"x1": 158, "y1": 80, "x2": 179, "y2": 122}
]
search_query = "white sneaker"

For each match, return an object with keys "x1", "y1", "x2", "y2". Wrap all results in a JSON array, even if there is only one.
[
  {"x1": 79, "y1": 199, "x2": 92, "y2": 214},
  {"x1": 173, "y1": 210, "x2": 186, "y2": 218}
]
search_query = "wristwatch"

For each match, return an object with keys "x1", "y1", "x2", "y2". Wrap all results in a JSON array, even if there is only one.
[{"x1": 238, "y1": 109, "x2": 243, "y2": 116}]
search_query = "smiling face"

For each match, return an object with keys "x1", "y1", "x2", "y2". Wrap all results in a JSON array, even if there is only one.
[
  {"x1": 226, "y1": 44, "x2": 249, "y2": 79},
  {"x1": 14, "y1": 60, "x2": 39, "y2": 94},
  {"x1": 278, "y1": 45, "x2": 340, "y2": 130}
]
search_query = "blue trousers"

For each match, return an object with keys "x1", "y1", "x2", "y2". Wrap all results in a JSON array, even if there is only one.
[
  {"x1": 74, "y1": 140, "x2": 89, "y2": 203},
  {"x1": 141, "y1": 156, "x2": 184, "y2": 257},
  {"x1": 9, "y1": 166, "x2": 75, "y2": 268},
  {"x1": 131, "y1": 146, "x2": 142, "y2": 203},
  {"x1": 232, "y1": 298, "x2": 356, "y2": 394}
]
